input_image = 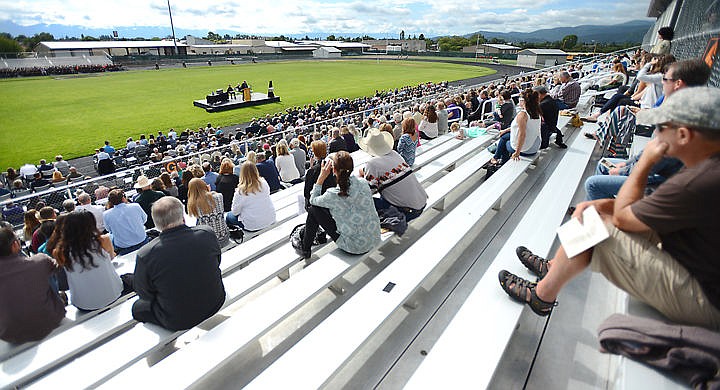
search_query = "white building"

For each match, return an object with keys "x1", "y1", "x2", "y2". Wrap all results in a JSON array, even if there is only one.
[
  {"x1": 313, "y1": 46, "x2": 342, "y2": 58},
  {"x1": 516, "y1": 48, "x2": 568, "y2": 68}
]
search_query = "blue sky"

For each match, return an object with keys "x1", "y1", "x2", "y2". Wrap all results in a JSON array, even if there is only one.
[{"x1": 0, "y1": 0, "x2": 653, "y2": 37}]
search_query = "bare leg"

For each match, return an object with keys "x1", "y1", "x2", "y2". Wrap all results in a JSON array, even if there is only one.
[{"x1": 535, "y1": 245, "x2": 592, "y2": 302}]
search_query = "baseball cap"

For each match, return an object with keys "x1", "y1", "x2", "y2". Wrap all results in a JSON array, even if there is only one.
[{"x1": 637, "y1": 87, "x2": 720, "y2": 130}]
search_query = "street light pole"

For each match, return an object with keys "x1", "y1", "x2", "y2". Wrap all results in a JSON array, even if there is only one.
[{"x1": 167, "y1": 0, "x2": 179, "y2": 56}]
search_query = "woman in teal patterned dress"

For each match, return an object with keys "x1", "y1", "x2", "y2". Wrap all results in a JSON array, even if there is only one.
[{"x1": 298, "y1": 151, "x2": 381, "y2": 258}]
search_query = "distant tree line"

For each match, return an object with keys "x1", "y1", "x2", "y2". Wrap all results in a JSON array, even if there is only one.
[{"x1": 0, "y1": 30, "x2": 640, "y2": 55}]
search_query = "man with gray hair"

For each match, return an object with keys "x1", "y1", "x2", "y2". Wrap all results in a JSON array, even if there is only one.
[
  {"x1": 61, "y1": 199, "x2": 76, "y2": 214},
  {"x1": 550, "y1": 71, "x2": 581, "y2": 109},
  {"x1": 131, "y1": 197, "x2": 225, "y2": 330},
  {"x1": 499, "y1": 87, "x2": 720, "y2": 331},
  {"x1": 75, "y1": 192, "x2": 105, "y2": 232}
]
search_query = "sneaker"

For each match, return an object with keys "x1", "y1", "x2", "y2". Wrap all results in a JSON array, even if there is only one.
[{"x1": 555, "y1": 140, "x2": 568, "y2": 149}]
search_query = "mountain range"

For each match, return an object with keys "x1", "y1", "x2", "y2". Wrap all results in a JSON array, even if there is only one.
[
  {"x1": 0, "y1": 19, "x2": 653, "y2": 44},
  {"x1": 464, "y1": 20, "x2": 653, "y2": 44}
]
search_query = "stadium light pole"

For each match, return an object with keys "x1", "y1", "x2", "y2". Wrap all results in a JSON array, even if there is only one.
[{"x1": 167, "y1": 0, "x2": 179, "y2": 56}]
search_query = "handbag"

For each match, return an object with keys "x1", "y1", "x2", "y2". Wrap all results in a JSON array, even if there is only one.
[
  {"x1": 289, "y1": 223, "x2": 305, "y2": 251},
  {"x1": 228, "y1": 225, "x2": 244, "y2": 244}
]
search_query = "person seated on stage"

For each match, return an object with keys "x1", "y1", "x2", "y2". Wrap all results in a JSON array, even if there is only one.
[
  {"x1": 226, "y1": 84, "x2": 236, "y2": 99},
  {"x1": 132, "y1": 197, "x2": 225, "y2": 331},
  {"x1": 0, "y1": 221, "x2": 66, "y2": 343},
  {"x1": 498, "y1": 87, "x2": 720, "y2": 332}
]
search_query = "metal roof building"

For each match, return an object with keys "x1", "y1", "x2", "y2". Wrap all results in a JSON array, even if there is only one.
[{"x1": 36, "y1": 41, "x2": 187, "y2": 57}]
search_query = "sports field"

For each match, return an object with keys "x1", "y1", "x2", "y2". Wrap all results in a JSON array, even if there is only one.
[{"x1": 0, "y1": 60, "x2": 493, "y2": 168}]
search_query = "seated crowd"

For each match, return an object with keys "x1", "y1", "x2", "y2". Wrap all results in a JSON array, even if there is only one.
[
  {"x1": 0, "y1": 64, "x2": 123, "y2": 79},
  {"x1": 3, "y1": 46, "x2": 720, "y2": 390}
]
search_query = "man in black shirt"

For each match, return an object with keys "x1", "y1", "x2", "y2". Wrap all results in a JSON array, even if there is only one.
[
  {"x1": 534, "y1": 86, "x2": 567, "y2": 149},
  {"x1": 132, "y1": 197, "x2": 225, "y2": 331}
]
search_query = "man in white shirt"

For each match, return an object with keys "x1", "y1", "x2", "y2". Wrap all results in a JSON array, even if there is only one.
[
  {"x1": 76, "y1": 193, "x2": 105, "y2": 232},
  {"x1": 19, "y1": 163, "x2": 39, "y2": 180}
]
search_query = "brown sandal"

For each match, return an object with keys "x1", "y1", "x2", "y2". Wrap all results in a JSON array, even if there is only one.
[
  {"x1": 516, "y1": 246, "x2": 549, "y2": 279},
  {"x1": 498, "y1": 270, "x2": 556, "y2": 316}
]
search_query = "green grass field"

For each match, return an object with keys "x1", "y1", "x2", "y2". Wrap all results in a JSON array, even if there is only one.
[{"x1": 0, "y1": 60, "x2": 493, "y2": 168}]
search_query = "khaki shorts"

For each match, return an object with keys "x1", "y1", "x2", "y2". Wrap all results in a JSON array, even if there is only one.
[{"x1": 591, "y1": 222, "x2": 720, "y2": 331}]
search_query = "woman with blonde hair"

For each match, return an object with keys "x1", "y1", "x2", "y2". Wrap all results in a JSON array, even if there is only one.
[
  {"x1": 226, "y1": 161, "x2": 276, "y2": 231},
  {"x1": 245, "y1": 150, "x2": 257, "y2": 164},
  {"x1": 275, "y1": 141, "x2": 301, "y2": 184},
  {"x1": 23, "y1": 210, "x2": 41, "y2": 242},
  {"x1": 186, "y1": 178, "x2": 229, "y2": 247},
  {"x1": 51, "y1": 171, "x2": 66, "y2": 184}
]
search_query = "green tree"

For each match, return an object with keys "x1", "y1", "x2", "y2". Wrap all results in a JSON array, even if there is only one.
[
  {"x1": 326, "y1": 34, "x2": 336, "y2": 41},
  {"x1": 205, "y1": 31, "x2": 223, "y2": 42},
  {"x1": 400, "y1": 30, "x2": 405, "y2": 40},
  {"x1": 0, "y1": 36, "x2": 23, "y2": 53},
  {"x1": 418, "y1": 33, "x2": 425, "y2": 40},
  {"x1": 561, "y1": 34, "x2": 578, "y2": 50},
  {"x1": 437, "y1": 35, "x2": 471, "y2": 51}
]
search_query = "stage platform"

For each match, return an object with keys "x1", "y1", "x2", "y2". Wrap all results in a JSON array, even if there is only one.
[{"x1": 193, "y1": 92, "x2": 280, "y2": 112}]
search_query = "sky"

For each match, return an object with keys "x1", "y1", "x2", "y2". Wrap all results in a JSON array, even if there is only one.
[{"x1": 0, "y1": 0, "x2": 653, "y2": 37}]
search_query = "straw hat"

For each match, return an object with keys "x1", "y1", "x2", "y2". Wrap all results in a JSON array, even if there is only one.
[
  {"x1": 134, "y1": 175, "x2": 152, "y2": 189},
  {"x1": 358, "y1": 127, "x2": 394, "y2": 157}
]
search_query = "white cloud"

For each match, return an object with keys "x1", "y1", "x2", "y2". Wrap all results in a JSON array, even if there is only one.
[{"x1": 0, "y1": 0, "x2": 653, "y2": 36}]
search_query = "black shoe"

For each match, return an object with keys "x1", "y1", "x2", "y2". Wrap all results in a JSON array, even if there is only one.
[
  {"x1": 555, "y1": 141, "x2": 568, "y2": 149},
  {"x1": 294, "y1": 246, "x2": 311, "y2": 259},
  {"x1": 314, "y1": 231, "x2": 327, "y2": 245}
]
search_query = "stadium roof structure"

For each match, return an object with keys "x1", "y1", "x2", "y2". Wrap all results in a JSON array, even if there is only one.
[
  {"x1": 190, "y1": 44, "x2": 251, "y2": 49},
  {"x1": 38, "y1": 41, "x2": 186, "y2": 49},
  {"x1": 518, "y1": 48, "x2": 568, "y2": 55},
  {"x1": 482, "y1": 43, "x2": 521, "y2": 50},
  {"x1": 314, "y1": 46, "x2": 342, "y2": 53},
  {"x1": 297, "y1": 40, "x2": 371, "y2": 49}
]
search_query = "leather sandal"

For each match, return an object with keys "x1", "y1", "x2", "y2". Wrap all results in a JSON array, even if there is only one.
[
  {"x1": 516, "y1": 246, "x2": 549, "y2": 279},
  {"x1": 498, "y1": 270, "x2": 556, "y2": 316}
]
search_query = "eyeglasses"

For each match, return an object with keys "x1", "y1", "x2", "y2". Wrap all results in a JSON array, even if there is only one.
[{"x1": 662, "y1": 76, "x2": 676, "y2": 82}]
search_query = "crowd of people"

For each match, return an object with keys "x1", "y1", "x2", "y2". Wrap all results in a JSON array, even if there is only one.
[
  {"x1": 0, "y1": 64, "x2": 123, "y2": 79},
  {"x1": 3, "y1": 36, "x2": 720, "y2": 389}
]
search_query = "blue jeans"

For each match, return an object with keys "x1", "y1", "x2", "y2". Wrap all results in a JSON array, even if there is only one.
[
  {"x1": 373, "y1": 197, "x2": 424, "y2": 222},
  {"x1": 555, "y1": 99, "x2": 570, "y2": 110},
  {"x1": 114, "y1": 236, "x2": 150, "y2": 256},
  {"x1": 225, "y1": 212, "x2": 245, "y2": 230},
  {"x1": 493, "y1": 132, "x2": 536, "y2": 163}
]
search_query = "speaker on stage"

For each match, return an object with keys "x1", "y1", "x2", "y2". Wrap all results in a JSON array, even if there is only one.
[{"x1": 268, "y1": 80, "x2": 275, "y2": 98}]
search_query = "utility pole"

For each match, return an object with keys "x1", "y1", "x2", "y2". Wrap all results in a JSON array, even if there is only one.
[{"x1": 167, "y1": 0, "x2": 179, "y2": 56}]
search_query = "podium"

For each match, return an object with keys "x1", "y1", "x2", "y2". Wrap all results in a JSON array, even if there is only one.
[{"x1": 243, "y1": 88, "x2": 251, "y2": 101}]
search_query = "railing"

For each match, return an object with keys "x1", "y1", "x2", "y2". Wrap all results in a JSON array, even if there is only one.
[
  {"x1": 0, "y1": 84, "x2": 464, "y2": 223},
  {"x1": 1, "y1": 49, "x2": 635, "y2": 226}
]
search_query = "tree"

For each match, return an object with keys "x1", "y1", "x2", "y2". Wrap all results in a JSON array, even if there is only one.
[
  {"x1": 326, "y1": 34, "x2": 336, "y2": 41},
  {"x1": 400, "y1": 30, "x2": 405, "y2": 40},
  {"x1": 418, "y1": 33, "x2": 425, "y2": 41},
  {"x1": 561, "y1": 34, "x2": 578, "y2": 50},
  {"x1": 437, "y1": 36, "x2": 471, "y2": 51},
  {"x1": 205, "y1": 31, "x2": 223, "y2": 42},
  {"x1": 0, "y1": 36, "x2": 22, "y2": 53}
]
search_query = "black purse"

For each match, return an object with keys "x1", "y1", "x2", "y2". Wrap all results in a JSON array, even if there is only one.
[{"x1": 289, "y1": 223, "x2": 305, "y2": 251}]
